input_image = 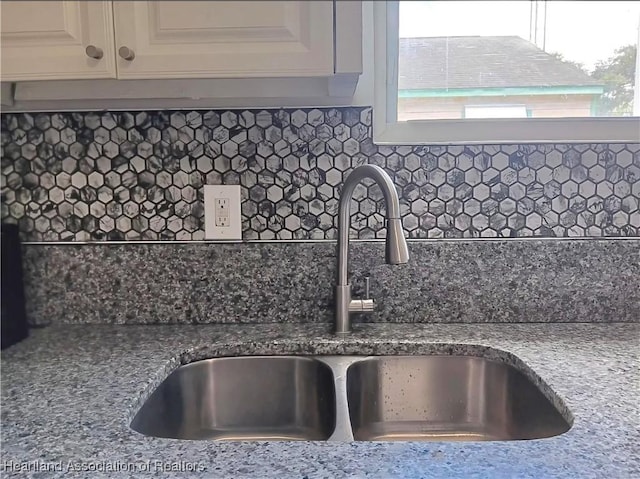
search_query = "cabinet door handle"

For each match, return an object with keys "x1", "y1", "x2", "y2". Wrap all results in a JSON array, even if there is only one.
[
  {"x1": 85, "y1": 45, "x2": 103, "y2": 60},
  {"x1": 118, "y1": 46, "x2": 135, "y2": 61}
]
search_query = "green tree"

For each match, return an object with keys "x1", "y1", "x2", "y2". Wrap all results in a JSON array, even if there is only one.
[
  {"x1": 591, "y1": 45, "x2": 637, "y2": 116},
  {"x1": 549, "y1": 52, "x2": 589, "y2": 75}
]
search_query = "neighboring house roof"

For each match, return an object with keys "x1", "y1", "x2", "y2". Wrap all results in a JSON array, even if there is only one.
[{"x1": 399, "y1": 36, "x2": 600, "y2": 91}]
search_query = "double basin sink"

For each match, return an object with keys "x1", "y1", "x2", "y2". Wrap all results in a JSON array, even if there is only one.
[{"x1": 131, "y1": 354, "x2": 571, "y2": 442}]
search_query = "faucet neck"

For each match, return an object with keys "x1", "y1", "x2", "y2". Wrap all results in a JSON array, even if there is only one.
[{"x1": 336, "y1": 165, "x2": 402, "y2": 286}]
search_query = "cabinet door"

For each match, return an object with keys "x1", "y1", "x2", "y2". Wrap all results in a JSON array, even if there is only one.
[
  {"x1": 112, "y1": 1, "x2": 334, "y2": 79},
  {"x1": 0, "y1": 1, "x2": 116, "y2": 81}
]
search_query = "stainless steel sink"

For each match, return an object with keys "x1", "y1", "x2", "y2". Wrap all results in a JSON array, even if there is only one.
[
  {"x1": 130, "y1": 356, "x2": 336, "y2": 441},
  {"x1": 346, "y1": 356, "x2": 571, "y2": 441},
  {"x1": 131, "y1": 353, "x2": 571, "y2": 442}
]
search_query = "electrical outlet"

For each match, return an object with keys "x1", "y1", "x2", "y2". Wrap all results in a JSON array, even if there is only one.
[
  {"x1": 215, "y1": 198, "x2": 230, "y2": 227},
  {"x1": 204, "y1": 185, "x2": 242, "y2": 240}
]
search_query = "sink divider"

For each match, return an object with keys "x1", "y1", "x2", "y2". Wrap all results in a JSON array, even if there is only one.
[{"x1": 318, "y1": 356, "x2": 361, "y2": 441}]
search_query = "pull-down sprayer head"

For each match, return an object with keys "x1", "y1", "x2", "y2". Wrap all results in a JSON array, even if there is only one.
[{"x1": 385, "y1": 218, "x2": 409, "y2": 265}]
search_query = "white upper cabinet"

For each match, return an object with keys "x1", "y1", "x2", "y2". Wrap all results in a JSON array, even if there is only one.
[
  {"x1": 112, "y1": 1, "x2": 334, "y2": 79},
  {"x1": 1, "y1": 0, "x2": 336, "y2": 81},
  {"x1": 1, "y1": 0, "x2": 361, "y2": 108},
  {"x1": 0, "y1": 1, "x2": 116, "y2": 81}
]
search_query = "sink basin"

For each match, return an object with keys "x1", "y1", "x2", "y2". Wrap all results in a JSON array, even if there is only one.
[
  {"x1": 131, "y1": 352, "x2": 570, "y2": 442},
  {"x1": 130, "y1": 356, "x2": 336, "y2": 441},
  {"x1": 346, "y1": 355, "x2": 571, "y2": 441}
]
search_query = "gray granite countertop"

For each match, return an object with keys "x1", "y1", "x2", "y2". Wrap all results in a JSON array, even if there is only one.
[{"x1": 1, "y1": 322, "x2": 639, "y2": 478}]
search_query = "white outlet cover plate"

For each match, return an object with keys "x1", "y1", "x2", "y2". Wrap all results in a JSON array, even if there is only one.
[{"x1": 204, "y1": 185, "x2": 242, "y2": 240}]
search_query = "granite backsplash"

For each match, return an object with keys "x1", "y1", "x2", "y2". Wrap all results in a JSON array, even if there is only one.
[
  {"x1": 2, "y1": 107, "x2": 639, "y2": 241},
  {"x1": 22, "y1": 239, "x2": 640, "y2": 325}
]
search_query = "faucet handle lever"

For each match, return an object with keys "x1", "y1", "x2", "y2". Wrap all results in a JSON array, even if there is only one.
[{"x1": 347, "y1": 276, "x2": 375, "y2": 314}]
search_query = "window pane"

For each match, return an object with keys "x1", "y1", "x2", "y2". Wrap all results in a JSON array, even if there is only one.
[
  {"x1": 464, "y1": 105, "x2": 528, "y2": 119},
  {"x1": 398, "y1": 1, "x2": 640, "y2": 121}
]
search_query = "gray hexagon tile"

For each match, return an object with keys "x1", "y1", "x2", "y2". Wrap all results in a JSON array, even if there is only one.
[{"x1": 1, "y1": 109, "x2": 639, "y2": 241}]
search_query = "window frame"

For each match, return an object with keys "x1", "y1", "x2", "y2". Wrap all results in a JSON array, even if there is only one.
[{"x1": 373, "y1": 1, "x2": 640, "y2": 145}]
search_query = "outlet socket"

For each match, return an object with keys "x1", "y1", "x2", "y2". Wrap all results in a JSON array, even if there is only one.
[
  {"x1": 204, "y1": 185, "x2": 242, "y2": 240},
  {"x1": 215, "y1": 198, "x2": 230, "y2": 227}
]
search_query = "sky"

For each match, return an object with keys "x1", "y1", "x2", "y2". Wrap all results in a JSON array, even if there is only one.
[{"x1": 399, "y1": 1, "x2": 640, "y2": 71}]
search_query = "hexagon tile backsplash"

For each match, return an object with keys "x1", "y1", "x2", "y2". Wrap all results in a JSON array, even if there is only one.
[{"x1": 1, "y1": 107, "x2": 639, "y2": 241}]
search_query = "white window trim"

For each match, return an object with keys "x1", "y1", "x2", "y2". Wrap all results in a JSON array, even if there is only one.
[{"x1": 373, "y1": 1, "x2": 640, "y2": 145}]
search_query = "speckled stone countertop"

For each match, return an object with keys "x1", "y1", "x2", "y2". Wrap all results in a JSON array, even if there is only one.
[{"x1": 1, "y1": 322, "x2": 639, "y2": 478}]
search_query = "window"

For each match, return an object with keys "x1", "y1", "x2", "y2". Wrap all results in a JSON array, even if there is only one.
[
  {"x1": 374, "y1": 1, "x2": 640, "y2": 144},
  {"x1": 464, "y1": 105, "x2": 528, "y2": 119}
]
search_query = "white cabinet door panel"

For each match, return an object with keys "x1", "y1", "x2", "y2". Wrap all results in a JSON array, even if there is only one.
[
  {"x1": 0, "y1": 1, "x2": 116, "y2": 81},
  {"x1": 112, "y1": 1, "x2": 334, "y2": 79}
]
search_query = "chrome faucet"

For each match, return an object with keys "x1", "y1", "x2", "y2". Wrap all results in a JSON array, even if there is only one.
[{"x1": 335, "y1": 165, "x2": 409, "y2": 335}]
